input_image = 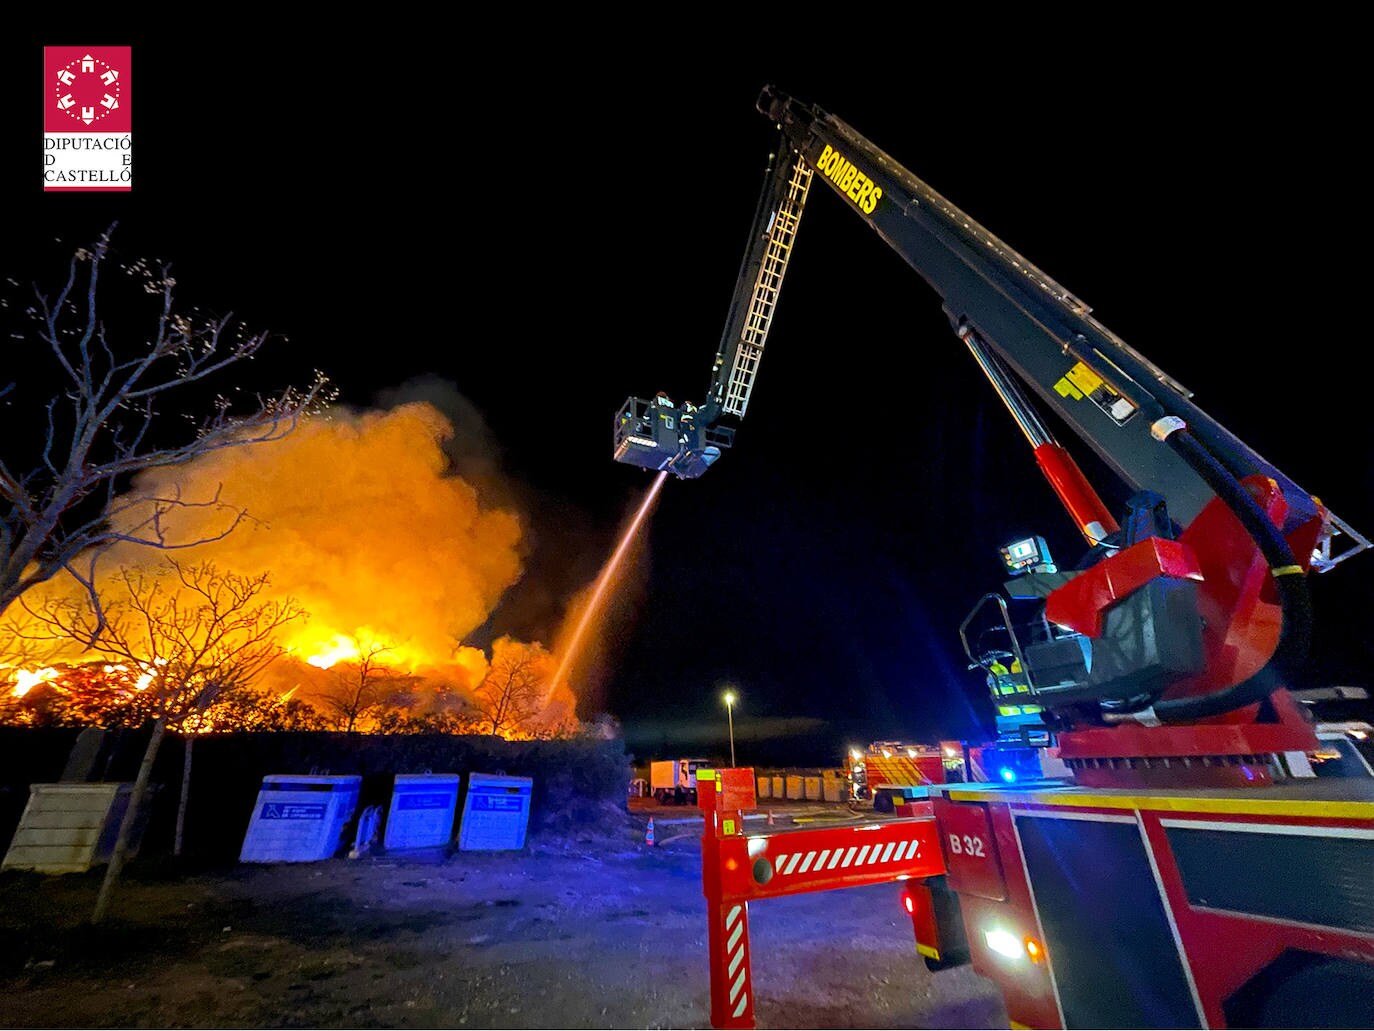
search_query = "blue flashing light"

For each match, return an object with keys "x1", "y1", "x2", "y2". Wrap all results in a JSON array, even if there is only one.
[{"x1": 999, "y1": 767, "x2": 1018, "y2": 783}]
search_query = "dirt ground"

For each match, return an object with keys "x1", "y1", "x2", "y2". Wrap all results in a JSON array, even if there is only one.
[{"x1": 0, "y1": 801, "x2": 1007, "y2": 1030}]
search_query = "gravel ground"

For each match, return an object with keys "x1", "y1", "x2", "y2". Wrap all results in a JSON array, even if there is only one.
[{"x1": 0, "y1": 805, "x2": 1007, "y2": 1029}]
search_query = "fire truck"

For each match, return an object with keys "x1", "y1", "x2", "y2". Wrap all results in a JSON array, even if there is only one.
[
  {"x1": 846, "y1": 741, "x2": 948, "y2": 810},
  {"x1": 614, "y1": 85, "x2": 1374, "y2": 1029}
]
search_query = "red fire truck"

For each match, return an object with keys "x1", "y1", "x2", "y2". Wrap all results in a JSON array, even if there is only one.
[
  {"x1": 844, "y1": 741, "x2": 947, "y2": 810},
  {"x1": 615, "y1": 86, "x2": 1374, "y2": 1028}
]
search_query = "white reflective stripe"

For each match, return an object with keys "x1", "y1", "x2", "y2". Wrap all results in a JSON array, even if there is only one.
[
  {"x1": 840, "y1": 846, "x2": 858, "y2": 867},
  {"x1": 826, "y1": 850, "x2": 843, "y2": 869},
  {"x1": 773, "y1": 854, "x2": 789, "y2": 872},
  {"x1": 726, "y1": 904, "x2": 742, "y2": 929},
  {"x1": 1136, "y1": 813, "x2": 1206, "y2": 1025},
  {"x1": 730, "y1": 968, "x2": 746, "y2": 1003},
  {"x1": 815, "y1": 849, "x2": 831, "y2": 869},
  {"x1": 783, "y1": 854, "x2": 801, "y2": 875},
  {"x1": 855, "y1": 845, "x2": 871, "y2": 865},
  {"x1": 802, "y1": 851, "x2": 821, "y2": 873},
  {"x1": 726, "y1": 921, "x2": 744, "y2": 953},
  {"x1": 732, "y1": 993, "x2": 748, "y2": 1019},
  {"x1": 728, "y1": 948, "x2": 744, "y2": 978},
  {"x1": 880, "y1": 842, "x2": 896, "y2": 863},
  {"x1": 890, "y1": 841, "x2": 909, "y2": 862},
  {"x1": 1158, "y1": 817, "x2": 1374, "y2": 840}
]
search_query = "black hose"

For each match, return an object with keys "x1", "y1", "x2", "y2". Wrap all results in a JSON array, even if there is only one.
[{"x1": 1151, "y1": 426, "x2": 1313, "y2": 722}]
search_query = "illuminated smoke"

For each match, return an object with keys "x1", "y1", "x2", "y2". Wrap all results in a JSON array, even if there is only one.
[{"x1": 101, "y1": 402, "x2": 524, "y2": 673}]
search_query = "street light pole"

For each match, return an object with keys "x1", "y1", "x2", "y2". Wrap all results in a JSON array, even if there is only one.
[{"x1": 723, "y1": 690, "x2": 737, "y2": 768}]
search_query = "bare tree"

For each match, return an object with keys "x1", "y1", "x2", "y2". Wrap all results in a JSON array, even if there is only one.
[
  {"x1": 24, "y1": 559, "x2": 305, "y2": 922},
  {"x1": 473, "y1": 642, "x2": 546, "y2": 737},
  {"x1": 0, "y1": 225, "x2": 332, "y2": 619},
  {"x1": 315, "y1": 640, "x2": 416, "y2": 732}
]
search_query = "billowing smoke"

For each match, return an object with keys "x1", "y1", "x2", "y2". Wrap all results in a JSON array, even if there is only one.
[
  {"x1": 108, "y1": 400, "x2": 522, "y2": 671},
  {"x1": 4, "y1": 387, "x2": 603, "y2": 735}
]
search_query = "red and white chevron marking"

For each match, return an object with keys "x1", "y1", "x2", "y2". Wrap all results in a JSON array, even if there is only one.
[
  {"x1": 770, "y1": 836, "x2": 925, "y2": 877},
  {"x1": 723, "y1": 903, "x2": 750, "y2": 1019}
]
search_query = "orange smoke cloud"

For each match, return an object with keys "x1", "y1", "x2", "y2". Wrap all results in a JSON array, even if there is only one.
[{"x1": 101, "y1": 401, "x2": 523, "y2": 673}]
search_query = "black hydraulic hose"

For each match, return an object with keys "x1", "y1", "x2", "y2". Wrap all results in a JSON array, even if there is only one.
[{"x1": 1150, "y1": 422, "x2": 1313, "y2": 722}]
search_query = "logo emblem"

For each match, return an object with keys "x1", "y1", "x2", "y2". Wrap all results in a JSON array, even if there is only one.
[{"x1": 53, "y1": 52, "x2": 123, "y2": 126}]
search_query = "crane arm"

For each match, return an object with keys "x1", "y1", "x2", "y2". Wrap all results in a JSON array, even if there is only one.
[
  {"x1": 757, "y1": 86, "x2": 1339, "y2": 538},
  {"x1": 613, "y1": 85, "x2": 1369, "y2": 738},
  {"x1": 612, "y1": 140, "x2": 815, "y2": 480}
]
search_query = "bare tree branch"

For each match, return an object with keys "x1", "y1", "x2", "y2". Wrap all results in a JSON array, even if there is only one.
[
  {"x1": 313, "y1": 639, "x2": 417, "y2": 732},
  {"x1": 473, "y1": 642, "x2": 547, "y2": 737},
  {"x1": 22, "y1": 559, "x2": 306, "y2": 728},
  {"x1": 0, "y1": 225, "x2": 335, "y2": 617}
]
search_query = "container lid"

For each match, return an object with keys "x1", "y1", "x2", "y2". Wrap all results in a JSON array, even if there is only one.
[
  {"x1": 393, "y1": 773, "x2": 461, "y2": 786},
  {"x1": 262, "y1": 774, "x2": 362, "y2": 788},
  {"x1": 467, "y1": 772, "x2": 533, "y2": 790}
]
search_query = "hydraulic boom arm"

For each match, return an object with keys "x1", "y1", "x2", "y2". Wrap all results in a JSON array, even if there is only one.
[{"x1": 613, "y1": 86, "x2": 1369, "y2": 756}]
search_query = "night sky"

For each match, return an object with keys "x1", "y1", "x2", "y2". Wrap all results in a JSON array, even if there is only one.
[{"x1": 4, "y1": 28, "x2": 1371, "y2": 766}]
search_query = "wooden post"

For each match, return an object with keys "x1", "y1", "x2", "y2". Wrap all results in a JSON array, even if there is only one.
[
  {"x1": 92, "y1": 719, "x2": 165, "y2": 924},
  {"x1": 174, "y1": 734, "x2": 193, "y2": 857}
]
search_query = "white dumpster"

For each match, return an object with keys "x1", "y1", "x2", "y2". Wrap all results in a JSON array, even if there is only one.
[
  {"x1": 383, "y1": 773, "x2": 461, "y2": 850},
  {"x1": 239, "y1": 774, "x2": 361, "y2": 863},
  {"x1": 458, "y1": 773, "x2": 533, "y2": 851}
]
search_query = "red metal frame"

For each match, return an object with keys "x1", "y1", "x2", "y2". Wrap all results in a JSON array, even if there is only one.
[
  {"x1": 1047, "y1": 478, "x2": 1322, "y2": 779},
  {"x1": 697, "y1": 768, "x2": 946, "y2": 1029},
  {"x1": 1045, "y1": 536, "x2": 1202, "y2": 638}
]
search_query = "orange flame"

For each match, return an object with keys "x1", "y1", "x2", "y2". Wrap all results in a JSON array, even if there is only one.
[{"x1": 8, "y1": 667, "x2": 60, "y2": 698}]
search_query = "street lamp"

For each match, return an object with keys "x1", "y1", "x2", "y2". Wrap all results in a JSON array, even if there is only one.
[{"x1": 722, "y1": 690, "x2": 737, "y2": 768}]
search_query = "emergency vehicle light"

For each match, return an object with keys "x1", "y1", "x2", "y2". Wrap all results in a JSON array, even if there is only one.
[
  {"x1": 984, "y1": 929, "x2": 1023, "y2": 959},
  {"x1": 983, "y1": 928, "x2": 1044, "y2": 963}
]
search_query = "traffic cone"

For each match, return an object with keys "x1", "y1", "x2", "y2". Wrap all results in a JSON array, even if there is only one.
[
  {"x1": 645, "y1": 817, "x2": 656, "y2": 847},
  {"x1": 767, "y1": 810, "x2": 776, "y2": 827}
]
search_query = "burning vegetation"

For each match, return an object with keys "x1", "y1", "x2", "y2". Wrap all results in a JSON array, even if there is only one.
[{"x1": 1, "y1": 398, "x2": 621, "y2": 740}]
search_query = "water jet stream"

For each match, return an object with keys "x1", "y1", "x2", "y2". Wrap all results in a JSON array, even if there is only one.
[{"x1": 548, "y1": 471, "x2": 669, "y2": 697}]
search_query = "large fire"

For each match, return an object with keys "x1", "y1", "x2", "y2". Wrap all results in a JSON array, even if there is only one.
[{"x1": 0, "y1": 395, "x2": 637, "y2": 738}]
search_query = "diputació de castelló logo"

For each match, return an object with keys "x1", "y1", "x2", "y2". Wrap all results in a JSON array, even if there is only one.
[{"x1": 43, "y1": 46, "x2": 132, "y2": 191}]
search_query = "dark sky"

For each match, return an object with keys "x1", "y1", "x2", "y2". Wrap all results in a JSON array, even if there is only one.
[{"x1": 4, "y1": 28, "x2": 1371, "y2": 765}]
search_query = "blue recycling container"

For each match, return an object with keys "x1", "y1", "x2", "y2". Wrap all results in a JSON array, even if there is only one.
[
  {"x1": 383, "y1": 773, "x2": 461, "y2": 850},
  {"x1": 458, "y1": 773, "x2": 533, "y2": 851},
  {"x1": 239, "y1": 774, "x2": 361, "y2": 863}
]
